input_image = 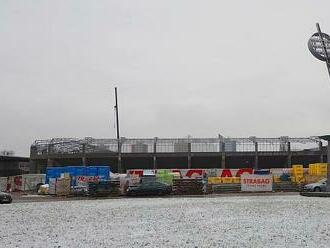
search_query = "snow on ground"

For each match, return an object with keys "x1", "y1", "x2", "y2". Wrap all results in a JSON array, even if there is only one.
[{"x1": 1, "y1": 195, "x2": 330, "y2": 248}]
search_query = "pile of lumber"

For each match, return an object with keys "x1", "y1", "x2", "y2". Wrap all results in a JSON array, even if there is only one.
[
  {"x1": 211, "y1": 184, "x2": 241, "y2": 194},
  {"x1": 172, "y1": 178, "x2": 204, "y2": 195},
  {"x1": 109, "y1": 180, "x2": 121, "y2": 196},
  {"x1": 273, "y1": 181, "x2": 301, "y2": 192}
]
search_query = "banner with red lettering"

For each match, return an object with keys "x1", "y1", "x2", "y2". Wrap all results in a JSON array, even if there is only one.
[{"x1": 241, "y1": 174, "x2": 273, "y2": 192}]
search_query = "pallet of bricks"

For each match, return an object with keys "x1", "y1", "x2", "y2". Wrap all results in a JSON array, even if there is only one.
[{"x1": 173, "y1": 178, "x2": 204, "y2": 195}]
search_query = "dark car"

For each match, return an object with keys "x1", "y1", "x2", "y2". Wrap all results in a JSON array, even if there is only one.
[
  {"x1": 127, "y1": 181, "x2": 172, "y2": 196},
  {"x1": 0, "y1": 191, "x2": 12, "y2": 204}
]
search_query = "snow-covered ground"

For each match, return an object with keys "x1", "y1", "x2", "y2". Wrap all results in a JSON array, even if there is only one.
[{"x1": 1, "y1": 195, "x2": 330, "y2": 247}]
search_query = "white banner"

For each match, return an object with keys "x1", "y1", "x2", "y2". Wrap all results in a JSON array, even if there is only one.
[{"x1": 241, "y1": 174, "x2": 273, "y2": 192}]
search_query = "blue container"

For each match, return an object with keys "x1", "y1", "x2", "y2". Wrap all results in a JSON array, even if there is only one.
[
  {"x1": 45, "y1": 167, "x2": 65, "y2": 183},
  {"x1": 66, "y1": 167, "x2": 76, "y2": 176},
  {"x1": 45, "y1": 165, "x2": 111, "y2": 185},
  {"x1": 86, "y1": 167, "x2": 98, "y2": 176},
  {"x1": 97, "y1": 166, "x2": 110, "y2": 180},
  {"x1": 75, "y1": 166, "x2": 86, "y2": 176}
]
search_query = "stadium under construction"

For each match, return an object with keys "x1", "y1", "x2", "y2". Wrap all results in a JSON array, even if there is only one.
[{"x1": 29, "y1": 135, "x2": 330, "y2": 173}]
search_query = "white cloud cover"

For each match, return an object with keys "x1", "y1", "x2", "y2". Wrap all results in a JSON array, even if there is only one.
[{"x1": 0, "y1": 1, "x2": 330, "y2": 155}]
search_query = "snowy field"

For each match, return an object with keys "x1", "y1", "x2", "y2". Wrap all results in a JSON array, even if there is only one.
[{"x1": 1, "y1": 195, "x2": 330, "y2": 248}]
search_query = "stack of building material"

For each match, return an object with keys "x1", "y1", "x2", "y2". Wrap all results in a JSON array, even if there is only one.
[
  {"x1": 273, "y1": 175, "x2": 281, "y2": 183},
  {"x1": 273, "y1": 181, "x2": 301, "y2": 192},
  {"x1": 55, "y1": 178, "x2": 71, "y2": 196},
  {"x1": 304, "y1": 175, "x2": 325, "y2": 184},
  {"x1": 291, "y1": 165, "x2": 304, "y2": 183},
  {"x1": 109, "y1": 180, "x2": 121, "y2": 196},
  {"x1": 208, "y1": 177, "x2": 240, "y2": 184},
  {"x1": 172, "y1": 178, "x2": 204, "y2": 195},
  {"x1": 156, "y1": 169, "x2": 174, "y2": 185},
  {"x1": 309, "y1": 163, "x2": 328, "y2": 176},
  {"x1": 211, "y1": 184, "x2": 241, "y2": 193}
]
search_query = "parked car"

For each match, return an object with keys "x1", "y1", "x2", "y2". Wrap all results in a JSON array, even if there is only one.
[
  {"x1": 303, "y1": 178, "x2": 327, "y2": 192},
  {"x1": 126, "y1": 181, "x2": 172, "y2": 196},
  {"x1": 0, "y1": 191, "x2": 12, "y2": 204},
  {"x1": 88, "y1": 181, "x2": 120, "y2": 197}
]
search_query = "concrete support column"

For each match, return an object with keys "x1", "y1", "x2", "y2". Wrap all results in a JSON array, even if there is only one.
[
  {"x1": 221, "y1": 142, "x2": 226, "y2": 169},
  {"x1": 188, "y1": 142, "x2": 192, "y2": 169},
  {"x1": 153, "y1": 137, "x2": 157, "y2": 170},
  {"x1": 117, "y1": 139, "x2": 122, "y2": 173},
  {"x1": 287, "y1": 141, "x2": 292, "y2": 168},
  {"x1": 327, "y1": 141, "x2": 330, "y2": 191},
  {"x1": 47, "y1": 159, "x2": 53, "y2": 167},
  {"x1": 254, "y1": 142, "x2": 258, "y2": 170},
  {"x1": 82, "y1": 143, "x2": 87, "y2": 166},
  {"x1": 319, "y1": 141, "x2": 324, "y2": 163},
  {"x1": 47, "y1": 144, "x2": 53, "y2": 167}
]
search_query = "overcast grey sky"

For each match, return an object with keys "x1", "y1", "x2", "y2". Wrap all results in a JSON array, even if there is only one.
[{"x1": 1, "y1": 1, "x2": 330, "y2": 156}]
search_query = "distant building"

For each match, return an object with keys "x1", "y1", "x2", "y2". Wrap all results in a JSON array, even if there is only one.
[{"x1": 0, "y1": 156, "x2": 30, "y2": 177}]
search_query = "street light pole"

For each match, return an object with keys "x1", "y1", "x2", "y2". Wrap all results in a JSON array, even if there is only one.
[
  {"x1": 316, "y1": 23, "x2": 330, "y2": 79},
  {"x1": 114, "y1": 87, "x2": 122, "y2": 173}
]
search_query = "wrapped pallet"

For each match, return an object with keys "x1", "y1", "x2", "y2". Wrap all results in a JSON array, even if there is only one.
[
  {"x1": 56, "y1": 178, "x2": 71, "y2": 196},
  {"x1": 49, "y1": 178, "x2": 56, "y2": 195}
]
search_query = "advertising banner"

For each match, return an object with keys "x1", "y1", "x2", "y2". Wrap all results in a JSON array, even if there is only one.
[
  {"x1": 76, "y1": 176, "x2": 101, "y2": 186},
  {"x1": 241, "y1": 174, "x2": 273, "y2": 192}
]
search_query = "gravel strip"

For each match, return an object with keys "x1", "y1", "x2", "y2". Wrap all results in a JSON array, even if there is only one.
[{"x1": 1, "y1": 195, "x2": 330, "y2": 247}]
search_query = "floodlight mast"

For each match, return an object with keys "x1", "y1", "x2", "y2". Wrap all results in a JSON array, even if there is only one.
[
  {"x1": 316, "y1": 23, "x2": 330, "y2": 79},
  {"x1": 114, "y1": 87, "x2": 122, "y2": 173}
]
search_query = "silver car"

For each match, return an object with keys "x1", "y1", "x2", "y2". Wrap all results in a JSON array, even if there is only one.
[{"x1": 303, "y1": 178, "x2": 327, "y2": 192}]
